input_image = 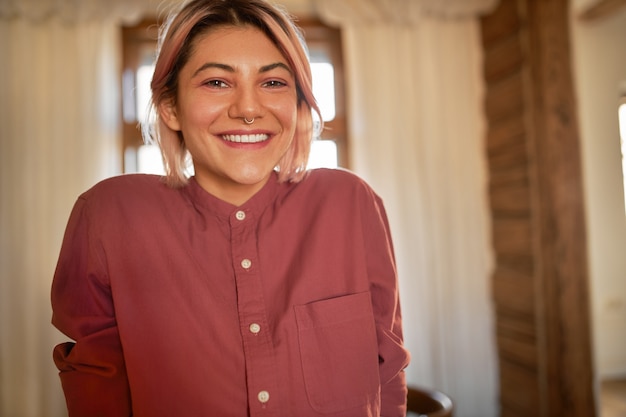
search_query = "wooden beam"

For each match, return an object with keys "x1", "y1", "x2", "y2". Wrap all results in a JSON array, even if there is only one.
[
  {"x1": 480, "y1": 0, "x2": 596, "y2": 415},
  {"x1": 578, "y1": 0, "x2": 626, "y2": 21}
]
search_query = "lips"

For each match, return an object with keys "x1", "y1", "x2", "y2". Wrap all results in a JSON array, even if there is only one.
[{"x1": 222, "y1": 134, "x2": 269, "y2": 143}]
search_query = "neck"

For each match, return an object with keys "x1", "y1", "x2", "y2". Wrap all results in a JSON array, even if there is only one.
[{"x1": 194, "y1": 173, "x2": 272, "y2": 206}]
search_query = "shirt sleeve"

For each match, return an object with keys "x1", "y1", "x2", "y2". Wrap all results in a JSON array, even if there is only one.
[
  {"x1": 51, "y1": 196, "x2": 132, "y2": 417},
  {"x1": 362, "y1": 189, "x2": 411, "y2": 417}
]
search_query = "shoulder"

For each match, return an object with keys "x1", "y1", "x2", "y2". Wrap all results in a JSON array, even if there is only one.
[
  {"x1": 284, "y1": 168, "x2": 384, "y2": 212},
  {"x1": 302, "y1": 168, "x2": 368, "y2": 188},
  {"x1": 283, "y1": 169, "x2": 391, "y2": 231},
  {"x1": 78, "y1": 174, "x2": 181, "y2": 212},
  {"x1": 301, "y1": 168, "x2": 380, "y2": 199},
  {"x1": 81, "y1": 174, "x2": 168, "y2": 198}
]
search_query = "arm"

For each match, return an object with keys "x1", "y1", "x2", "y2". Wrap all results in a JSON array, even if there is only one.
[
  {"x1": 51, "y1": 197, "x2": 132, "y2": 416},
  {"x1": 362, "y1": 191, "x2": 411, "y2": 417}
]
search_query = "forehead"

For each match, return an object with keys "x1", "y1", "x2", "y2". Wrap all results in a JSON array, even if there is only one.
[{"x1": 188, "y1": 25, "x2": 287, "y2": 66}]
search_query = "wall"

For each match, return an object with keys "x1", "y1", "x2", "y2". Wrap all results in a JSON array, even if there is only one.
[{"x1": 570, "y1": 6, "x2": 626, "y2": 378}]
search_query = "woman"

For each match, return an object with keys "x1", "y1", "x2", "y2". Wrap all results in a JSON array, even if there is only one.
[{"x1": 51, "y1": 0, "x2": 410, "y2": 416}]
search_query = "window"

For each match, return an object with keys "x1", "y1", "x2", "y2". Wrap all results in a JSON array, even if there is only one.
[
  {"x1": 299, "y1": 18, "x2": 348, "y2": 168},
  {"x1": 121, "y1": 20, "x2": 159, "y2": 173},
  {"x1": 120, "y1": 18, "x2": 347, "y2": 175}
]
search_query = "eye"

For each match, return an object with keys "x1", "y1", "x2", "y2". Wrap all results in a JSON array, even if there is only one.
[
  {"x1": 263, "y1": 80, "x2": 287, "y2": 88},
  {"x1": 204, "y1": 79, "x2": 229, "y2": 88}
]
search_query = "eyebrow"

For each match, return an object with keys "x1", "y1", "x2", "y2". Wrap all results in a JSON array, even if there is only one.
[{"x1": 192, "y1": 62, "x2": 293, "y2": 78}]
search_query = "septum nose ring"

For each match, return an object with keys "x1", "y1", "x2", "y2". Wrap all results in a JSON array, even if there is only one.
[{"x1": 244, "y1": 117, "x2": 254, "y2": 125}]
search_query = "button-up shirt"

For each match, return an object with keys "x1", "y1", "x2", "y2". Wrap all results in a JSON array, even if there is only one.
[{"x1": 52, "y1": 168, "x2": 410, "y2": 417}]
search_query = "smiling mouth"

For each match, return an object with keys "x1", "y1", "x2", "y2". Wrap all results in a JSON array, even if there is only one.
[{"x1": 222, "y1": 134, "x2": 269, "y2": 143}]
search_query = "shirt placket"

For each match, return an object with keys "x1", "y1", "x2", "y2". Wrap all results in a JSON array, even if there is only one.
[{"x1": 230, "y1": 209, "x2": 279, "y2": 417}]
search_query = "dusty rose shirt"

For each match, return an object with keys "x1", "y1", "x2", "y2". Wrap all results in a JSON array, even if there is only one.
[{"x1": 51, "y1": 168, "x2": 410, "y2": 417}]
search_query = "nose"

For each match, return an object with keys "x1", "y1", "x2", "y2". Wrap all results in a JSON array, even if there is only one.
[{"x1": 229, "y1": 84, "x2": 262, "y2": 122}]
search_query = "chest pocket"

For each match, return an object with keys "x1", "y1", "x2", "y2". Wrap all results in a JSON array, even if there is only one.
[{"x1": 294, "y1": 291, "x2": 380, "y2": 414}]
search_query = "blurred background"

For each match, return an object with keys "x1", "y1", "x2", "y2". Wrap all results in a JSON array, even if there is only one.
[{"x1": 1, "y1": 0, "x2": 625, "y2": 416}]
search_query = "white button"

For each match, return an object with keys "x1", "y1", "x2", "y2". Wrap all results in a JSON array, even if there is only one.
[
  {"x1": 258, "y1": 390, "x2": 270, "y2": 403},
  {"x1": 241, "y1": 259, "x2": 252, "y2": 269},
  {"x1": 249, "y1": 323, "x2": 261, "y2": 334},
  {"x1": 235, "y1": 210, "x2": 246, "y2": 221}
]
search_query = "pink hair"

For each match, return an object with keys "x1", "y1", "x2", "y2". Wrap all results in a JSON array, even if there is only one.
[{"x1": 142, "y1": 0, "x2": 322, "y2": 187}]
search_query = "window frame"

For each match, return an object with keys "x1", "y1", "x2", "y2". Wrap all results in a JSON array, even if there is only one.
[
  {"x1": 121, "y1": 19, "x2": 159, "y2": 173},
  {"x1": 297, "y1": 18, "x2": 349, "y2": 168}
]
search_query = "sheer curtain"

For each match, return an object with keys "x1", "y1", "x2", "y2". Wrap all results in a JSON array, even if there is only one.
[
  {"x1": 0, "y1": 0, "x2": 191, "y2": 414},
  {"x1": 315, "y1": 1, "x2": 499, "y2": 416},
  {"x1": 0, "y1": 10, "x2": 126, "y2": 417}
]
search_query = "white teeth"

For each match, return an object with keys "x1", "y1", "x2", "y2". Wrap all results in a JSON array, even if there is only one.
[{"x1": 222, "y1": 134, "x2": 269, "y2": 143}]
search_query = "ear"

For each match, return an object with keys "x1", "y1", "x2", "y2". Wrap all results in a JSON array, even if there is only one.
[{"x1": 159, "y1": 99, "x2": 182, "y2": 131}]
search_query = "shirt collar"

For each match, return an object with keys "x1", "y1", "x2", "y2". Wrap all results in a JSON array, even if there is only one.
[{"x1": 184, "y1": 172, "x2": 282, "y2": 219}]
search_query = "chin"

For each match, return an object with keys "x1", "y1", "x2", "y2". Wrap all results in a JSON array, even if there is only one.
[{"x1": 233, "y1": 169, "x2": 273, "y2": 186}]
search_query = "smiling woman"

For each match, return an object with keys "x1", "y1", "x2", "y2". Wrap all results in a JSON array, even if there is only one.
[
  {"x1": 51, "y1": 1, "x2": 410, "y2": 416},
  {"x1": 122, "y1": 17, "x2": 343, "y2": 176},
  {"x1": 156, "y1": 25, "x2": 301, "y2": 205},
  {"x1": 146, "y1": 1, "x2": 321, "y2": 191}
]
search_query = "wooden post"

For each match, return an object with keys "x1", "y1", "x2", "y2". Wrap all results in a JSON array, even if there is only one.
[{"x1": 480, "y1": 0, "x2": 596, "y2": 415}]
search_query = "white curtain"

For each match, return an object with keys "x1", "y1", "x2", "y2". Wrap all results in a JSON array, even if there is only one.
[
  {"x1": 0, "y1": 12, "x2": 123, "y2": 417},
  {"x1": 315, "y1": 1, "x2": 499, "y2": 416},
  {"x1": 0, "y1": 0, "x2": 176, "y2": 23}
]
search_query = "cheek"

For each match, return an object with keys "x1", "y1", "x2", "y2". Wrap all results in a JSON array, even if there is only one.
[
  {"x1": 289, "y1": 108, "x2": 298, "y2": 129},
  {"x1": 281, "y1": 101, "x2": 299, "y2": 131},
  {"x1": 187, "y1": 106, "x2": 219, "y2": 126},
  {"x1": 178, "y1": 96, "x2": 221, "y2": 127},
  {"x1": 282, "y1": 111, "x2": 298, "y2": 142},
  {"x1": 271, "y1": 94, "x2": 299, "y2": 124}
]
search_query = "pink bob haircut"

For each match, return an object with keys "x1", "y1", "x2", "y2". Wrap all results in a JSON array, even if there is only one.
[{"x1": 142, "y1": 0, "x2": 323, "y2": 187}]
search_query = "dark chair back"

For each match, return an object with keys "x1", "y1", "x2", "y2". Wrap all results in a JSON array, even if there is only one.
[{"x1": 406, "y1": 386, "x2": 454, "y2": 417}]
